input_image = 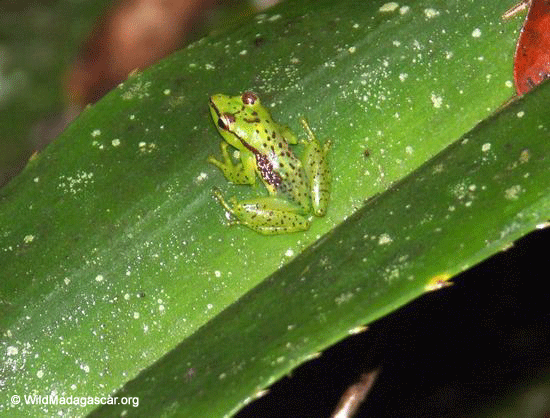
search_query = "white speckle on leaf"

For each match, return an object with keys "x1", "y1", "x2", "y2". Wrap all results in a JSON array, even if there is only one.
[
  {"x1": 33, "y1": 176, "x2": 39, "y2": 183},
  {"x1": 23, "y1": 234, "x2": 34, "y2": 243},
  {"x1": 139, "y1": 142, "x2": 157, "y2": 154},
  {"x1": 95, "y1": 274, "x2": 104, "y2": 282},
  {"x1": 7, "y1": 346, "x2": 18, "y2": 356},
  {"x1": 335, "y1": 292, "x2": 354, "y2": 305},
  {"x1": 431, "y1": 93, "x2": 443, "y2": 108},
  {"x1": 91, "y1": 140, "x2": 104, "y2": 150},
  {"x1": 239, "y1": 50, "x2": 248, "y2": 56},
  {"x1": 122, "y1": 80, "x2": 151, "y2": 100},
  {"x1": 536, "y1": 221, "x2": 550, "y2": 229},
  {"x1": 472, "y1": 28, "x2": 482, "y2": 38},
  {"x1": 112, "y1": 138, "x2": 121, "y2": 147},
  {"x1": 424, "y1": 8, "x2": 440, "y2": 18},
  {"x1": 348, "y1": 46, "x2": 356, "y2": 54},
  {"x1": 91, "y1": 129, "x2": 101, "y2": 137},
  {"x1": 37, "y1": 370, "x2": 44, "y2": 378},
  {"x1": 378, "y1": 233, "x2": 392, "y2": 245},
  {"x1": 133, "y1": 312, "x2": 139, "y2": 319},
  {"x1": 399, "y1": 73, "x2": 408, "y2": 82},
  {"x1": 348, "y1": 325, "x2": 368, "y2": 335},
  {"x1": 285, "y1": 249, "x2": 294, "y2": 257},
  {"x1": 214, "y1": 270, "x2": 221, "y2": 278},
  {"x1": 195, "y1": 172, "x2": 208, "y2": 183},
  {"x1": 517, "y1": 110, "x2": 525, "y2": 118},
  {"x1": 519, "y1": 149, "x2": 530, "y2": 163},
  {"x1": 58, "y1": 171, "x2": 94, "y2": 195},
  {"x1": 505, "y1": 185, "x2": 523, "y2": 200},
  {"x1": 400, "y1": 5, "x2": 410, "y2": 14},
  {"x1": 482, "y1": 143, "x2": 491, "y2": 152},
  {"x1": 163, "y1": 89, "x2": 171, "y2": 95},
  {"x1": 379, "y1": 2, "x2": 399, "y2": 13}
]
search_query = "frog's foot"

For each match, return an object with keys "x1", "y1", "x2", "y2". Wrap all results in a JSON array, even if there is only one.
[
  {"x1": 208, "y1": 142, "x2": 256, "y2": 185},
  {"x1": 299, "y1": 117, "x2": 332, "y2": 156},
  {"x1": 212, "y1": 188, "x2": 240, "y2": 223},
  {"x1": 212, "y1": 191, "x2": 311, "y2": 235}
]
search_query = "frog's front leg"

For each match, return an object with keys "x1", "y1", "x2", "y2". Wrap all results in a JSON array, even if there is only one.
[
  {"x1": 213, "y1": 189, "x2": 310, "y2": 234},
  {"x1": 208, "y1": 142, "x2": 256, "y2": 185},
  {"x1": 278, "y1": 124, "x2": 298, "y2": 145}
]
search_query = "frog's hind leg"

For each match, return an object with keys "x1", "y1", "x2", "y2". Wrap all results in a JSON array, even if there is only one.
[
  {"x1": 299, "y1": 118, "x2": 332, "y2": 216},
  {"x1": 212, "y1": 190, "x2": 310, "y2": 234}
]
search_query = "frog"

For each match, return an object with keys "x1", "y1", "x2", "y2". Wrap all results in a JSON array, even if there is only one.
[{"x1": 207, "y1": 91, "x2": 331, "y2": 235}]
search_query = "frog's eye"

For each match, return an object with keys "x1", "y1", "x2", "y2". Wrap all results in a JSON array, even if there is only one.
[
  {"x1": 241, "y1": 92, "x2": 258, "y2": 105},
  {"x1": 218, "y1": 113, "x2": 235, "y2": 130}
]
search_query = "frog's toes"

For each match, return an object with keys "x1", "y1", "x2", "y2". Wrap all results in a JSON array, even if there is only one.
[
  {"x1": 207, "y1": 155, "x2": 222, "y2": 167},
  {"x1": 212, "y1": 187, "x2": 228, "y2": 206},
  {"x1": 212, "y1": 188, "x2": 238, "y2": 216}
]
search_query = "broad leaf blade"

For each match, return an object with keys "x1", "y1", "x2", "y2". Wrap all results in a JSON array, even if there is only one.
[
  {"x1": 1, "y1": 0, "x2": 543, "y2": 417},
  {"x1": 89, "y1": 80, "x2": 550, "y2": 417}
]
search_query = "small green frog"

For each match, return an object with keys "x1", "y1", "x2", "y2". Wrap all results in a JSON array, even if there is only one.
[{"x1": 208, "y1": 92, "x2": 331, "y2": 234}]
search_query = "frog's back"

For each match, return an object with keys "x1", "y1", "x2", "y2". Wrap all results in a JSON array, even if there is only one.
[{"x1": 253, "y1": 131, "x2": 311, "y2": 213}]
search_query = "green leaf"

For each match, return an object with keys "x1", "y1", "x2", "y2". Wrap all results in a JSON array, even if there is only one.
[
  {"x1": 1, "y1": 0, "x2": 547, "y2": 417},
  {"x1": 87, "y1": 79, "x2": 550, "y2": 417}
]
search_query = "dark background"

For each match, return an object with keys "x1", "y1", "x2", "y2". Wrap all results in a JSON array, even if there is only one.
[{"x1": 237, "y1": 227, "x2": 550, "y2": 418}]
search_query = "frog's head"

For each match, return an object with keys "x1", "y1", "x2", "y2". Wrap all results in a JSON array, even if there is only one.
[{"x1": 209, "y1": 92, "x2": 274, "y2": 151}]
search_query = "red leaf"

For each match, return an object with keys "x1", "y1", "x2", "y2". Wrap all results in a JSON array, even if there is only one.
[{"x1": 506, "y1": 0, "x2": 550, "y2": 95}]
